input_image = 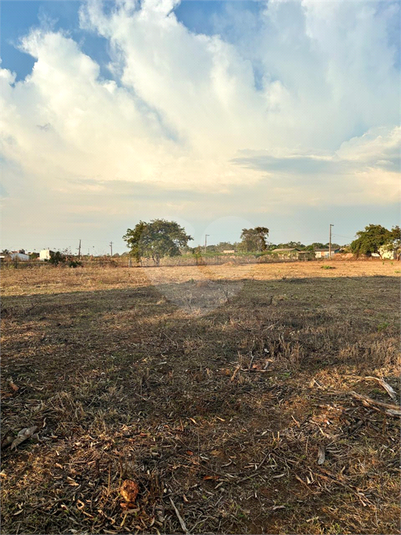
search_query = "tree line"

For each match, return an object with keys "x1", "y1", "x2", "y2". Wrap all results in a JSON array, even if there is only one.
[{"x1": 123, "y1": 220, "x2": 401, "y2": 265}]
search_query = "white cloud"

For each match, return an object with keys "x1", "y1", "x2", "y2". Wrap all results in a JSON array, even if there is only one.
[{"x1": 0, "y1": 0, "x2": 399, "y2": 249}]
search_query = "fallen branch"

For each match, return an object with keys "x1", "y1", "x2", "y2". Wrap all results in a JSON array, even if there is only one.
[
  {"x1": 169, "y1": 497, "x2": 189, "y2": 534},
  {"x1": 319, "y1": 385, "x2": 401, "y2": 417},
  {"x1": 345, "y1": 375, "x2": 397, "y2": 400},
  {"x1": 349, "y1": 391, "x2": 401, "y2": 417}
]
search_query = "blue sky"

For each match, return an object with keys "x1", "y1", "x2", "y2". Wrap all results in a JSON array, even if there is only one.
[{"x1": 0, "y1": 0, "x2": 400, "y2": 253}]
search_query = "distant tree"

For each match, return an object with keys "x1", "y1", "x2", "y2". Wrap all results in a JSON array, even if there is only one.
[
  {"x1": 29, "y1": 252, "x2": 40, "y2": 260},
  {"x1": 350, "y1": 224, "x2": 392, "y2": 256},
  {"x1": 1, "y1": 249, "x2": 10, "y2": 256},
  {"x1": 276, "y1": 241, "x2": 305, "y2": 250},
  {"x1": 123, "y1": 219, "x2": 193, "y2": 265},
  {"x1": 215, "y1": 241, "x2": 237, "y2": 252},
  {"x1": 239, "y1": 227, "x2": 269, "y2": 252},
  {"x1": 390, "y1": 225, "x2": 401, "y2": 245},
  {"x1": 48, "y1": 251, "x2": 66, "y2": 266}
]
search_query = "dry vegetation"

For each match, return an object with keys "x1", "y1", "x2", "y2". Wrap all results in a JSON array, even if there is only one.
[{"x1": 1, "y1": 260, "x2": 400, "y2": 534}]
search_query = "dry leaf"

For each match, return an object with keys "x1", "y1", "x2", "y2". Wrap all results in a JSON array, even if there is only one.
[
  {"x1": 120, "y1": 480, "x2": 139, "y2": 505},
  {"x1": 8, "y1": 378, "x2": 19, "y2": 393},
  {"x1": 317, "y1": 445, "x2": 326, "y2": 465},
  {"x1": 10, "y1": 426, "x2": 38, "y2": 450}
]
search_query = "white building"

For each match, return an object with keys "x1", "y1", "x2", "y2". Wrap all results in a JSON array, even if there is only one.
[
  {"x1": 39, "y1": 249, "x2": 52, "y2": 261},
  {"x1": 314, "y1": 249, "x2": 330, "y2": 259},
  {"x1": 379, "y1": 245, "x2": 399, "y2": 260}
]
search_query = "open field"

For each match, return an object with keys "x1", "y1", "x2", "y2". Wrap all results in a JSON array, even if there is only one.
[{"x1": 1, "y1": 260, "x2": 400, "y2": 534}]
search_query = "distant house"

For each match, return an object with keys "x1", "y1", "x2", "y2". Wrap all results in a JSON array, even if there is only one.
[
  {"x1": 39, "y1": 249, "x2": 52, "y2": 261},
  {"x1": 222, "y1": 250, "x2": 235, "y2": 254},
  {"x1": 379, "y1": 245, "x2": 399, "y2": 260},
  {"x1": 10, "y1": 252, "x2": 30, "y2": 261},
  {"x1": 314, "y1": 249, "x2": 330, "y2": 259},
  {"x1": 315, "y1": 248, "x2": 340, "y2": 259}
]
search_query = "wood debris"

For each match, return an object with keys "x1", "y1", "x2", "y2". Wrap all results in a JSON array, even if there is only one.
[{"x1": 10, "y1": 426, "x2": 38, "y2": 450}]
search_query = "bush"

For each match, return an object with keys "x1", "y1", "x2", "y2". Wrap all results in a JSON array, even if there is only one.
[
  {"x1": 68, "y1": 259, "x2": 83, "y2": 268},
  {"x1": 47, "y1": 251, "x2": 66, "y2": 266}
]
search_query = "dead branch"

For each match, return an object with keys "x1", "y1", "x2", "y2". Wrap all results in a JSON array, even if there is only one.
[
  {"x1": 344, "y1": 375, "x2": 397, "y2": 400},
  {"x1": 349, "y1": 391, "x2": 401, "y2": 416},
  {"x1": 169, "y1": 497, "x2": 190, "y2": 534}
]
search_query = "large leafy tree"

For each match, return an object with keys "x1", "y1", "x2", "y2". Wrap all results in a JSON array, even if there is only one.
[
  {"x1": 123, "y1": 219, "x2": 193, "y2": 265},
  {"x1": 239, "y1": 227, "x2": 269, "y2": 252},
  {"x1": 350, "y1": 224, "x2": 392, "y2": 256},
  {"x1": 390, "y1": 225, "x2": 401, "y2": 244}
]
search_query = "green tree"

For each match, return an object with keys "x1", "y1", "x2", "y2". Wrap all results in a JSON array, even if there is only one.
[
  {"x1": 48, "y1": 251, "x2": 66, "y2": 266},
  {"x1": 350, "y1": 224, "x2": 392, "y2": 256},
  {"x1": 239, "y1": 227, "x2": 269, "y2": 252},
  {"x1": 123, "y1": 219, "x2": 193, "y2": 265},
  {"x1": 311, "y1": 242, "x2": 325, "y2": 250},
  {"x1": 390, "y1": 225, "x2": 401, "y2": 244}
]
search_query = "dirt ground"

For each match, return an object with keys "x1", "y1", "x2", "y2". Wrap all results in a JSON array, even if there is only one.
[{"x1": 1, "y1": 260, "x2": 400, "y2": 534}]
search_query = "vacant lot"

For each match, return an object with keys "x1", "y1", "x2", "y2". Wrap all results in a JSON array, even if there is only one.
[{"x1": 1, "y1": 260, "x2": 400, "y2": 534}]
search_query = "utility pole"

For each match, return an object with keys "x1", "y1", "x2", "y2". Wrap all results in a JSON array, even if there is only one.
[
  {"x1": 204, "y1": 234, "x2": 209, "y2": 253},
  {"x1": 329, "y1": 224, "x2": 334, "y2": 259},
  {"x1": 109, "y1": 242, "x2": 113, "y2": 257},
  {"x1": 78, "y1": 239, "x2": 81, "y2": 258}
]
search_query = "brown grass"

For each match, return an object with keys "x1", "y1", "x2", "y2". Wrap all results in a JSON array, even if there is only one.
[{"x1": 1, "y1": 260, "x2": 400, "y2": 534}]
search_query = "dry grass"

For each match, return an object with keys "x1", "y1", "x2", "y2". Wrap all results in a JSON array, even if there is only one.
[{"x1": 1, "y1": 260, "x2": 400, "y2": 534}]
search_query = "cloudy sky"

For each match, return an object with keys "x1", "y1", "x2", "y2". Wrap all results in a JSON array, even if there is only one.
[{"x1": 1, "y1": 0, "x2": 400, "y2": 254}]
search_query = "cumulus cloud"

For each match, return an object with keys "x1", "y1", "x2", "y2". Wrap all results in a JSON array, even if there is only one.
[{"x1": 0, "y1": 0, "x2": 399, "y2": 249}]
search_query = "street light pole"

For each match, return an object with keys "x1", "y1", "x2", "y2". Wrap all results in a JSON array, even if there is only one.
[
  {"x1": 204, "y1": 234, "x2": 209, "y2": 253},
  {"x1": 329, "y1": 224, "x2": 334, "y2": 259}
]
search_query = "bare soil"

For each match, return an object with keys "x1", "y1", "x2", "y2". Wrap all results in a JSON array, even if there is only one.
[{"x1": 1, "y1": 260, "x2": 400, "y2": 534}]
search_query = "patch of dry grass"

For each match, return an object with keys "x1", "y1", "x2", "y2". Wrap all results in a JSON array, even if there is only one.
[{"x1": 1, "y1": 261, "x2": 400, "y2": 534}]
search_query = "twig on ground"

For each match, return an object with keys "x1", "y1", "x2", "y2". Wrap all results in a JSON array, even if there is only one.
[
  {"x1": 237, "y1": 452, "x2": 273, "y2": 483},
  {"x1": 230, "y1": 365, "x2": 241, "y2": 382},
  {"x1": 169, "y1": 497, "x2": 190, "y2": 534}
]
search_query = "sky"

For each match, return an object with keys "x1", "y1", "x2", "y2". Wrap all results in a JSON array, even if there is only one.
[{"x1": 0, "y1": 0, "x2": 400, "y2": 254}]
